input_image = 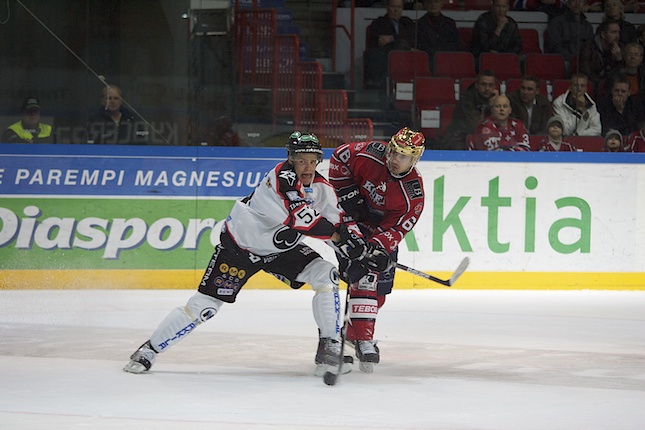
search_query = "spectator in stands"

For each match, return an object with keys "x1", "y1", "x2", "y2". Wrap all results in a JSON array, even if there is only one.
[
  {"x1": 2, "y1": 96, "x2": 54, "y2": 144},
  {"x1": 602, "y1": 129, "x2": 629, "y2": 151},
  {"x1": 403, "y1": 0, "x2": 425, "y2": 9},
  {"x1": 606, "y1": 43, "x2": 645, "y2": 95},
  {"x1": 552, "y1": 73, "x2": 602, "y2": 136},
  {"x1": 590, "y1": 0, "x2": 640, "y2": 14},
  {"x1": 508, "y1": 76, "x2": 552, "y2": 135},
  {"x1": 546, "y1": 0, "x2": 594, "y2": 64},
  {"x1": 638, "y1": 24, "x2": 645, "y2": 52},
  {"x1": 210, "y1": 116, "x2": 241, "y2": 147},
  {"x1": 441, "y1": 70, "x2": 499, "y2": 150},
  {"x1": 363, "y1": 0, "x2": 416, "y2": 89},
  {"x1": 579, "y1": 20, "x2": 623, "y2": 93},
  {"x1": 603, "y1": 0, "x2": 637, "y2": 46},
  {"x1": 470, "y1": 94, "x2": 530, "y2": 151},
  {"x1": 86, "y1": 84, "x2": 150, "y2": 145},
  {"x1": 416, "y1": 0, "x2": 459, "y2": 70},
  {"x1": 625, "y1": 122, "x2": 645, "y2": 152},
  {"x1": 538, "y1": 116, "x2": 578, "y2": 151},
  {"x1": 597, "y1": 74, "x2": 640, "y2": 136},
  {"x1": 471, "y1": 0, "x2": 522, "y2": 59},
  {"x1": 511, "y1": 0, "x2": 565, "y2": 19}
]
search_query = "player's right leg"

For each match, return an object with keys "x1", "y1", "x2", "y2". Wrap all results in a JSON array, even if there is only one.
[
  {"x1": 345, "y1": 271, "x2": 380, "y2": 373},
  {"x1": 123, "y1": 291, "x2": 223, "y2": 373}
]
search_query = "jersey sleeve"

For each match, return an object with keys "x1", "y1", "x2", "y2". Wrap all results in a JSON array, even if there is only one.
[{"x1": 369, "y1": 175, "x2": 425, "y2": 253}]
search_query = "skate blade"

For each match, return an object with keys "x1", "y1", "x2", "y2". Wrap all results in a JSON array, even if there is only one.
[
  {"x1": 123, "y1": 361, "x2": 148, "y2": 374},
  {"x1": 314, "y1": 361, "x2": 352, "y2": 377},
  {"x1": 358, "y1": 361, "x2": 374, "y2": 373}
]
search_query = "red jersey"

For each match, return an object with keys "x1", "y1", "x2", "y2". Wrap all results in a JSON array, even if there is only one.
[
  {"x1": 626, "y1": 130, "x2": 645, "y2": 153},
  {"x1": 329, "y1": 141, "x2": 425, "y2": 253},
  {"x1": 471, "y1": 117, "x2": 530, "y2": 151},
  {"x1": 538, "y1": 137, "x2": 577, "y2": 152}
]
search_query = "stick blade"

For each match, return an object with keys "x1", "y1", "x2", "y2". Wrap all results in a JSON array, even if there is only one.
[{"x1": 448, "y1": 257, "x2": 470, "y2": 286}]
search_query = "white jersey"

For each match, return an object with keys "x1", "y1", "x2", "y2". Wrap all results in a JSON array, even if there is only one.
[{"x1": 225, "y1": 160, "x2": 343, "y2": 256}]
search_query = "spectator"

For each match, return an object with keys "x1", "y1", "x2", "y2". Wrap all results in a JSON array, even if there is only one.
[
  {"x1": 471, "y1": 94, "x2": 530, "y2": 151},
  {"x1": 508, "y1": 76, "x2": 552, "y2": 135},
  {"x1": 637, "y1": 24, "x2": 645, "y2": 52},
  {"x1": 416, "y1": 0, "x2": 459, "y2": 70},
  {"x1": 552, "y1": 73, "x2": 602, "y2": 136},
  {"x1": 603, "y1": 0, "x2": 637, "y2": 46},
  {"x1": 1, "y1": 96, "x2": 54, "y2": 144},
  {"x1": 597, "y1": 74, "x2": 640, "y2": 136},
  {"x1": 625, "y1": 122, "x2": 645, "y2": 152},
  {"x1": 579, "y1": 19, "x2": 623, "y2": 93},
  {"x1": 210, "y1": 116, "x2": 241, "y2": 147},
  {"x1": 471, "y1": 0, "x2": 522, "y2": 59},
  {"x1": 546, "y1": 0, "x2": 594, "y2": 64},
  {"x1": 606, "y1": 43, "x2": 645, "y2": 95},
  {"x1": 588, "y1": 0, "x2": 639, "y2": 13},
  {"x1": 363, "y1": 0, "x2": 416, "y2": 89},
  {"x1": 538, "y1": 116, "x2": 578, "y2": 151},
  {"x1": 441, "y1": 70, "x2": 499, "y2": 150},
  {"x1": 86, "y1": 84, "x2": 150, "y2": 145},
  {"x1": 602, "y1": 129, "x2": 629, "y2": 151}
]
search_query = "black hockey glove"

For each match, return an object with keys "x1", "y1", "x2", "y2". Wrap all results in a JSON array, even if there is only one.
[
  {"x1": 336, "y1": 185, "x2": 364, "y2": 220},
  {"x1": 336, "y1": 223, "x2": 368, "y2": 261},
  {"x1": 362, "y1": 242, "x2": 392, "y2": 272}
]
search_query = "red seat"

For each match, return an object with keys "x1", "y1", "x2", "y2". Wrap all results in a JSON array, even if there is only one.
[
  {"x1": 415, "y1": 77, "x2": 456, "y2": 139},
  {"x1": 439, "y1": 103, "x2": 456, "y2": 136},
  {"x1": 520, "y1": 28, "x2": 541, "y2": 54},
  {"x1": 479, "y1": 53, "x2": 522, "y2": 82},
  {"x1": 567, "y1": 136, "x2": 605, "y2": 152},
  {"x1": 415, "y1": 76, "x2": 456, "y2": 109},
  {"x1": 387, "y1": 50, "x2": 431, "y2": 111},
  {"x1": 525, "y1": 53, "x2": 566, "y2": 82},
  {"x1": 505, "y1": 78, "x2": 548, "y2": 95},
  {"x1": 443, "y1": 0, "x2": 462, "y2": 10},
  {"x1": 434, "y1": 51, "x2": 476, "y2": 79},
  {"x1": 465, "y1": 0, "x2": 492, "y2": 9},
  {"x1": 458, "y1": 27, "x2": 473, "y2": 52},
  {"x1": 528, "y1": 135, "x2": 542, "y2": 151}
]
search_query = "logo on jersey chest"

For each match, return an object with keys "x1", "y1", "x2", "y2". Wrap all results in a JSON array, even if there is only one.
[
  {"x1": 403, "y1": 179, "x2": 423, "y2": 199},
  {"x1": 363, "y1": 180, "x2": 386, "y2": 206}
]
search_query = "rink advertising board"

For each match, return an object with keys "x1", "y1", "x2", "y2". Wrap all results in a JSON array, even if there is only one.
[{"x1": 0, "y1": 144, "x2": 643, "y2": 290}]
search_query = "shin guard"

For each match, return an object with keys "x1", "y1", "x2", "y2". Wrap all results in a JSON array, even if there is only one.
[
  {"x1": 346, "y1": 272, "x2": 379, "y2": 341},
  {"x1": 149, "y1": 292, "x2": 222, "y2": 352}
]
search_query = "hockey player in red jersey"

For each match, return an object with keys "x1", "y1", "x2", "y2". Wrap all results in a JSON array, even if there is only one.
[
  {"x1": 124, "y1": 132, "x2": 351, "y2": 379},
  {"x1": 329, "y1": 127, "x2": 426, "y2": 372}
]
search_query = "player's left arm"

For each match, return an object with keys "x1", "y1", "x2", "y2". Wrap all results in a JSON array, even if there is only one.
[{"x1": 370, "y1": 177, "x2": 425, "y2": 253}]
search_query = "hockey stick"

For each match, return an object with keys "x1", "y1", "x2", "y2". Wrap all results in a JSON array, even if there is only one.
[
  {"x1": 323, "y1": 283, "x2": 351, "y2": 386},
  {"x1": 396, "y1": 257, "x2": 470, "y2": 287}
]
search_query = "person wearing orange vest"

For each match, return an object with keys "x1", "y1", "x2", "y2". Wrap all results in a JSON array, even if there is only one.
[{"x1": 2, "y1": 97, "x2": 54, "y2": 143}]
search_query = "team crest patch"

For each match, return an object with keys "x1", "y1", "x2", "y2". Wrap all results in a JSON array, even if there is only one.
[
  {"x1": 365, "y1": 141, "x2": 387, "y2": 157},
  {"x1": 403, "y1": 179, "x2": 423, "y2": 199}
]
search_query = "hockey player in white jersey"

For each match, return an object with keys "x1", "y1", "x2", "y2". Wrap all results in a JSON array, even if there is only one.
[{"x1": 124, "y1": 132, "x2": 350, "y2": 378}]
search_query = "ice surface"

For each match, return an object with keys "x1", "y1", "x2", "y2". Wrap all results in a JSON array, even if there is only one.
[{"x1": 1, "y1": 289, "x2": 644, "y2": 430}]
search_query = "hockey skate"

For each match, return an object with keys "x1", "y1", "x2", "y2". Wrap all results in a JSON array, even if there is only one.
[
  {"x1": 354, "y1": 340, "x2": 379, "y2": 373},
  {"x1": 314, "y1": 337, "x2": 353, "y2": 377},
  {"x1": 123, "y1": 340, "x2": 157, "y2": 374}
]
